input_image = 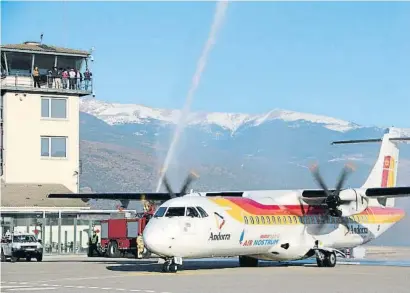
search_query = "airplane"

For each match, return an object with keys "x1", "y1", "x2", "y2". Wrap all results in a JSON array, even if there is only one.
[{"x1": 49, "y1": 127, "x2": 410, "y2": 273}]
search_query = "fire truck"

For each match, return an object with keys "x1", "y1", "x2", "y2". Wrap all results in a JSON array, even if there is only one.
[{"x1": 97, "y1": 203, "x2": 156, "y2": 258}]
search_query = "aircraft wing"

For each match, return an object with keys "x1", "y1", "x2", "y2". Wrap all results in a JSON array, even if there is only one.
[
  {"x1": 47, "y1": 192, "x2": 175, "y2": 201},
  {"x1": 301, "y1": 187, "x2": 410, "y2": 202},
  {"x1": 365, "y1": 187, "x2": 410, "y2": 198}
]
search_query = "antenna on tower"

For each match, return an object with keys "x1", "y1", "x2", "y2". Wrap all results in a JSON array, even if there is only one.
[{"x1": 40, "y1": 33, "x2": 44, "y2": 44}]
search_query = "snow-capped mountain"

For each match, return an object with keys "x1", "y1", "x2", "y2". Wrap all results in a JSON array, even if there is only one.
[{"x1": 79, "y1": 98, "x2": 362, "y2": 133}]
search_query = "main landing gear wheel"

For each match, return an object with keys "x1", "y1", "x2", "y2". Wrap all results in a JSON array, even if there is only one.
[
  {"x1": 162, "y1": 260, "x2": 179, "y2": 273},
  {"x1": 316, "y1": 251, "x2": 336, "y2": 268}
]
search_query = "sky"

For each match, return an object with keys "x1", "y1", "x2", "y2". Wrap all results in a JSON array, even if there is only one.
[{"x1": 2, "y1": 1, "x2": 410, "y2": 128}]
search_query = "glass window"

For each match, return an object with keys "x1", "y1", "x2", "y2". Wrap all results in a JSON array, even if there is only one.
[
  {"x1": 41, "y1": 137, "x2": 49, "y2": 156},
  {"x1": 196, "y1": 207, "x2": 208, "y2": 217},
  {"x1": 244, "y1": 216, "x2": 248, "y2": 224},
  {"x1": 186, "y1": 207, "x2": 200, "y2": 218},
  {"x1": 1, "y1": 53, "x2": 6, "y2": 75},
  {"x1": 13, "y1": 235, "x2": 36, "y2": 242},
  {"x1": 255, "y1": 217, "x2": 260, "y2": 225},
  {"x1": 271, "y1": 216, "x2": 276, "y2": 224},
  {"x1": 293, "y1": 216, "x2": 298, "y2": 224},
  {"x1": 154, "y1": 207, "x2": 167, "y2": 218},
  {"x1": 288, "y1": 216, "x2": 292, "y2": 224},
  {"x1": 165, "y1": 207, "x2": 185, "y2": 217},
  {"x1": 34, "y1": 54, "x2": 55, "y2": 75},
  {"x1": 261, "y1": 216, "x2": 265, "y2": 224},
  {"x1": 283, "y1": 216, "x2": 287, "y2": 224},
  {"x1": 41, "y1": 98, "x2": 67, "y2": 119},
  {"x1": 51, "y1": 137, "x2": 66, "y2": 157},
  {"x1": 250, "y1": 216, "x2": 254, "y2": 225},
  {"x1": 57, "y1": 56, "x2": 84, "y2": 71},
  {"x1": 41, "y1": 136, "x2": 67, "y2": 158},
  {"x1": 5, "y1": 52, "x2": 33, "y2": 76},
  {"x1": 277, "y1": 216, "x2": 281, "y2": 224},
  {"x1": 266, "y1": 216, "x2": 271, "y2": 224}
]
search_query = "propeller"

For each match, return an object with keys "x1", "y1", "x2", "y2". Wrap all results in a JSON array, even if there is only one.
[
  {"x1": 160, "y1": 170, "x2": 199, "y2": 199},
  {"x1": 309, "y1": 162, "x2": 355, "y2": 217}
]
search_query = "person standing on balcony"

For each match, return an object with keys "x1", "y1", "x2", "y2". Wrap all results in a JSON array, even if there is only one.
[
  {"x1": 84, "y1": 68, "x2": 92, "y2": 91},
  {"x1": 32, "y1": 67, "x2": 40, "y2": 88},
  {"x1": 76, "y1": 70, "x2": 82, "y2": 90},
  {"x1": 62, "y1": 69, "x2": 68, "y2": 89},
  {"x1": 69, "y1": 68, "x2": 76, "y2": 90}
]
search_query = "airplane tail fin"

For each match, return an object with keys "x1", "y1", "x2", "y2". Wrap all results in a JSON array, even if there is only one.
[{"x1": 332, "y1": 127, "x2": 410, "y2": 207}]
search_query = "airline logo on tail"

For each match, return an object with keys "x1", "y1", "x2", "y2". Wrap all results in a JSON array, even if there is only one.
[{"x1": 381, "y1": 156, "x2": 395, "y2": 187}]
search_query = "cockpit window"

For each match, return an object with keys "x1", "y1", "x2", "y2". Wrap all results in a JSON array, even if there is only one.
[
  {"x1": 196, "y1": 206, "x2": 208, "y2": 217},
  {"x1": 186, "y1": 207, "x2": 200, "y2": 218},
  {"x1": 154, "y1": 207, "x2": 167, "y2": 218},
  {"x1": 165, "y1": 207, "x2": 186, "y2": 217}
]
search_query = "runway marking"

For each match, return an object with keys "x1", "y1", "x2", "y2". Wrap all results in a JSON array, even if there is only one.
[{"x1": 0, "y1": 282, "x2": 170, "y2": 293}]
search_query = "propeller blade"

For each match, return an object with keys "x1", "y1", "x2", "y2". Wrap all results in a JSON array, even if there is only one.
[
  {"x1": 309, "y1": 163, "x2": 331, "y2": 197},
  {"x1": 335, "y1": 163, "x2": 355, "y2": 194},
  {"x1": 180, "y1": 171, "x2": 199, "y2": 195},
  {"x1": 162, "y1": 175, "x2": 176, "y2": 198}
]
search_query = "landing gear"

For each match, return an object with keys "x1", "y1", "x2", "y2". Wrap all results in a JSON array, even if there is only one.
[
  {"x1": 316, "y1": 250, "x2": 336, "y2": 268},
  {"x1": 161, "y1": 257, "x2": 182, "y2": 273},
  {"x1": 239, "y1": 256, "x2": 259, "y2": 267}
]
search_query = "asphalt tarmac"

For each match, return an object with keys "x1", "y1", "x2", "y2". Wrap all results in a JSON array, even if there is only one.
[{"x1": 1, "y1": 255, "x2": 410, "y2": 293}]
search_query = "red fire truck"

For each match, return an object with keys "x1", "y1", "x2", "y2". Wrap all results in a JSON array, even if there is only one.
[{"x1": 98, "y1": 210, "x2": 154, "y2": 258}]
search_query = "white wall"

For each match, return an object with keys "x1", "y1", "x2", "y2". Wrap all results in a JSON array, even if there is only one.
[{"x1": 2, "y1": 89, "x2": 79, "y2": 192}]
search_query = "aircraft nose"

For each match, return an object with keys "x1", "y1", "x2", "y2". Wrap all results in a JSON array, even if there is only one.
[{"x1": 143, "y1": 222, "x2": 168, "y2": 256}]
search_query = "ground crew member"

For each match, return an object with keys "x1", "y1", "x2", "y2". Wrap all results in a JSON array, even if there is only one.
[
  {"x1": 88, "y1": 230, "x2": 101, "y2": 257},
  {"x1": 136, "y1": 233, "x2": 144, "y2": 259}
]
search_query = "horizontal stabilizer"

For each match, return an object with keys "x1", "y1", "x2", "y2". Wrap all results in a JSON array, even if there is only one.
[
  {"x1": 365, "y1": 187, "x2": 410, "y2": 198},
  {"x1": 47, "y1": 193, "x2": 174, "y2": 201},
  {"x1": 332, "y1": 137, "x2": 410, "y2": 145}
]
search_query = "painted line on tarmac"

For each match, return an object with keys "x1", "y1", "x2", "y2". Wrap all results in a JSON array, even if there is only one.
[{"x1": 1, "y1": 281, "x2": 171, "y2": 293}]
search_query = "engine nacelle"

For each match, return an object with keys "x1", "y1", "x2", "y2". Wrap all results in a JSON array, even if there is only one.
[{"x1": 336, "y1": 189, "x2": 368, "y2": 217}]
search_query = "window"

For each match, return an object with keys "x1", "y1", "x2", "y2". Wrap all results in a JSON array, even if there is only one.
[
  {"x1": 154, "y1": 207, "x2": 167, "y2": 218},
  {"x1": 165, "y1": 207, "x2": 185, "y2": 217},
  {"x1": 271, "y1": 216, "x2": 276, "y2": 224},
  {"x1": 41, "y1": 136, "x2": 67, "y2": 158},
  {"x1": 13, "y1": 235, "x2": 37, "y2": 243},
  {"x1": 250, "y1": 216, "x2": 254, "y2": 225},
  {"x1": 186, "y1": 207, "x2": 200, "y2": 218},
  {"x1": 255, "y1": 217, "x2": 260, "y2": 225},
  {"x1": 244, "y1": 216, "x2": 248, "y2": 224},
  {"x1": 283, "y1": 216, "x2": 287, "y2": 224},
  {"x1": 34, "y1": 53, "x2": 55, "y2": 75},
  {"x1": 196, "y1": 206, "x2": 208, "y2": 217},
  {"x1": 5, "y1": 52, "x2": 32, "y2": 76},
  {"x1": 41, "y1": 97, "x2": 67, "y2": 119},
  {"x1": 56, "y1": 56, "x2": 84, "y2": 71},
  {"x1": 288, "y1": 216, "x2": 292, "y2": 224},
  {"x1": 266, "y1": 216, "x2": 271, "y2": 224},
  {"x1": 293, "y1": 216, "x2": 297, "y2": 224},
  {"x1": 261, "y1": 216, "x2": 265, "y2": 224},
  {"x1": 277, "y1": 216, "x2": 281, "y2": 224}
]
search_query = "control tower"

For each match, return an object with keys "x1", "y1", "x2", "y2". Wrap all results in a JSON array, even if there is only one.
[{"x1": 1, "y1": 41, "x2": 93, "y2": 195}]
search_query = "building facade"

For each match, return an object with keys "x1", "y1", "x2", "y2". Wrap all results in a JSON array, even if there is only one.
[
  {"x1": 0, "y1": 41, "x2": 116, "y2": 255},
  {"x1": 1, "y1": 41, "x2": 93, "y2": 192}
]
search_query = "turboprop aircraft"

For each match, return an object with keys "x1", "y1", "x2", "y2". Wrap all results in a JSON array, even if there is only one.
[{"x1": 49, "y1": 128, "x2": 410, "y2": 273}]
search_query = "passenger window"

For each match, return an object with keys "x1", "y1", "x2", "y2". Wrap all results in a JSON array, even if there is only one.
[
  {"x1": 266, "y1": 216, "x2": 271, "y2": 224},
  {"x1": 261, "y1": 216, "x2": 265, "y2": 224},
  {"x1": 277, "y1": 216, "x2": 281, "y2": 224},
  {"x1": 283, "y1": 216, "x2": 287, "y2": 224},
  {"x1": 186, "y1": 207, "x2": 200, "y2": 218},
  {"x1": 154, "y1": 207, "x2": 167, "y2": 218},
  {"x1": 250, "y1": 216, "x2": 254, "y2": 224},
  {"x1": 165, "y1": 207, "x2": 186, "y2": 217},
  {"x1": 244, "y1": 216, "x2": 249, "y2": 224},
  {"x1": 256, "y1": 217, "x2": 260, "y2": 224},
  {"x1": 288, "y1": 216, "x2": 292, "y2": 224},
  {"x1": 272, "y1": 216, "x2": 276, "y2": 224},
  {"x1": 196, "y1": 206, "x2": 209, "y2": 217},
  {"x1": 293, "y1": 216, "x2": 297, "y2": 224}
]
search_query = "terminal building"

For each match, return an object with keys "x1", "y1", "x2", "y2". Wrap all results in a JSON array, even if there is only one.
[{"x1": 0, "y1": 41, "x2": 130, "y2": 254}]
